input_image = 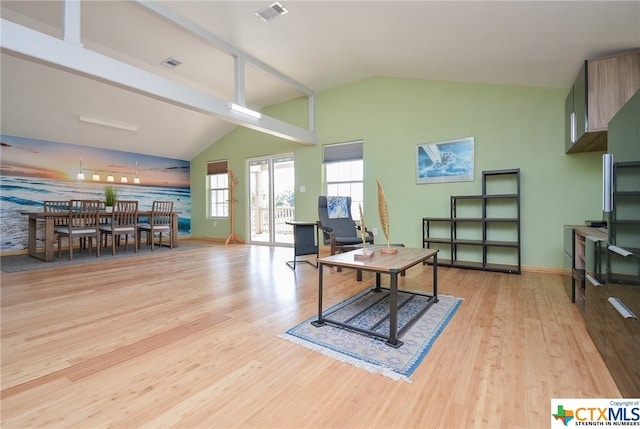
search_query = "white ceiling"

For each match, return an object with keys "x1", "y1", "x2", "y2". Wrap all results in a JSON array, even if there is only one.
[{"x1": 1, "y1": 1, "x2": 639, "y2": 160}]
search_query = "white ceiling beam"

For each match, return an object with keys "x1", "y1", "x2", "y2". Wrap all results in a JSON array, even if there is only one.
[
  {"x1": 0, "y1": 19, "x2": 317, "y2": 146},
  {"x1": 62, "y1": 0, "x2": 82, "y2": 46},
  {"x1": 234, "y1": 55, "x2": 246, "y2": 106},
  {"x1": 136, "y1": 0, "x2": 315, "y2": 97},
  {"x1": 137, "y1": 0, "x2": 317, "y2": 135}
]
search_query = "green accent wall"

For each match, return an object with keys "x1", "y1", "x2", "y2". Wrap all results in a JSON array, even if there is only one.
[{"x1": 191, "y1": 76, "x2": 605, "y2": 269}]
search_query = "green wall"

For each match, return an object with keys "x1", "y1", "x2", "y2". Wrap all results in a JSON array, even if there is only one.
[{"x1": 191, "y1": 76, "x2": 605, "y2": 269}]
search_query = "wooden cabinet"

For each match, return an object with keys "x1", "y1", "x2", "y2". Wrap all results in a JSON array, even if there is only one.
[
  {"x1": 572, "y1": 229, "x2": 587, "y2": 315},
  {"x1": 423, "y1": 169, "x2": 521, "y2": 274},
  {"x1": 565, "y1": 50, "x2": 640, "y2": 154},
  {"x1": 563, "y1": 226, "x2": 575, "y2": 302},
  {"x1": 563, "y1": 226, "x2": 608, "y2": 314}
]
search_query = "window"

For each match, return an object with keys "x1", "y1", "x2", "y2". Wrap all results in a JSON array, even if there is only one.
[
  {"x1": 323, "y1": 140, "x2": 363, "y2": 215},
  {"x1": 207, "y1": 160, "x2": 229, "y2": 217}
]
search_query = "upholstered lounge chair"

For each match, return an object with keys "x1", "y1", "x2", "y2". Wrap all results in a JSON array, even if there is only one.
[{"x1": 317, "y1": 196, "x2": 373, "y2": 256}]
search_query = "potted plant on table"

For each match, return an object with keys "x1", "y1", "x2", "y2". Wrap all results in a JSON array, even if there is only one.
[{"x1": 104, "y1": 185, "x2": 120, "y2": 212}]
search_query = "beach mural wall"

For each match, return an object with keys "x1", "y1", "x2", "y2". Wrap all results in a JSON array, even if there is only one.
[{"x1": 0, "y1": 134, "x2": 191, "y2": 252}]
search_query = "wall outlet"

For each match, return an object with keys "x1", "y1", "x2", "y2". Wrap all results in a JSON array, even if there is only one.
[
  {"x1": 300, "y1": 185, "x2": 306, "y2": 192},
  {"x1": 214, "y1": 221, "x2": 217, "y2": 227},
  {"x1": 372, "y1": 227, "x2": 378, "y2": 235}
]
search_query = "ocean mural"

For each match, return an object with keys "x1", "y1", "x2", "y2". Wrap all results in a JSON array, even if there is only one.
[{"x1": 0, "y1": 135, "x2": 191, "y2": 252}]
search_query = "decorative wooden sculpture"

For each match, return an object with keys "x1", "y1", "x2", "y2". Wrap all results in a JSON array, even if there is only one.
[
  {"x1": 376, "y1": 179, "x2": 397, "y2": 254},
  {"x1": 354, "y1": 203, "x2": 374, "y2": 260},
  {"x1": 225, "y1": 169, "x2": 244, "y2": 245}
]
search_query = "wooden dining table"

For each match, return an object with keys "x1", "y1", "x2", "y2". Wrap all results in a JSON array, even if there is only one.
[{"x1": 22, "y1": 211, "x2": 180, "y2": 262}]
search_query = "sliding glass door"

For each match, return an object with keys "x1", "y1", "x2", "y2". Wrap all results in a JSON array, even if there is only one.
[{"x1": 248, "y1": 154, "x2": 295, "y2": 244}]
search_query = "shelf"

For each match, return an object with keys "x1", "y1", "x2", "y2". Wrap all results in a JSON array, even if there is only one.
[
  {"x1": 484, "y1": 218, "x2": 519, "y2": 223},
  {"x1": 484, "y1": 193, "x2": 518, "y2": 199},
  {"x1": 425, "y1": 258, "x2": 484, "y2": 270},
  {"x1": 423, "y1": 168, "x2": 521, "y2": 274},
  {"x1": 453, "y1": 260, "x2": 484, "y2": 270},
  {"x1": 451, "y1": 217, "x2": 483, "y2": 222},
  {"x1": 485, "y1": 262, "x2": 520, "y2": 274},
  {"x1": 485, "y1": 240, "x2": 519, "y2": 247},
  {"x1": 452, "y1": 239, "x2": 483, "y2": 245},
  {"x1": 425, "y1": 257, "x2": 451, "y2": 266},
  {"x1": 425, "y1": 238, "x2": 451, "y2": 244},
  {"x1": 452, "y1": 195, "x2": 482, "y2": 200}
]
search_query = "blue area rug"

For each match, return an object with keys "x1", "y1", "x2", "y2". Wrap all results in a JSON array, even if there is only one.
[{"x1": 280, "y1": 288, "x2": 462, "y2": 382}]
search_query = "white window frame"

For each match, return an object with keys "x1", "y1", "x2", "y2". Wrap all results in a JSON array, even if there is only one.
[
  {"x1": 207, "y1": 160, "x2": 229, "y2": 218},
  {"x1": 323, "y1": 140, "x2": 364, "y2": 215}
]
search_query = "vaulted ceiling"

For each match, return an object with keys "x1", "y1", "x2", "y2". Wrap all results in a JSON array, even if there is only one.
[{"x1": 1, "y1": 1, "x2": 639, "y2": 160}]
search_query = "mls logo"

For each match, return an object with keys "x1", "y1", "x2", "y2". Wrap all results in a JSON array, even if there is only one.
[
  {"x1": 551, "y1": 398, "x2": 640, "y2": 428},
  {"x1": 552, "y1": 404, "x2": 574, "y2": 427}
]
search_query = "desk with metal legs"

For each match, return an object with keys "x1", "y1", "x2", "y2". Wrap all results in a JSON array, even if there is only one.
[
  {"x1": 313, "y1": 246, "x2": 438, "y2": 348},
  {"x1": 285, "y1": 220, "x2": 319, "y2": 269}
]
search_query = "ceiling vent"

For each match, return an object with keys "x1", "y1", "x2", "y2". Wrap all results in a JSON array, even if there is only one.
[
  {"x1": 161, "y1": 57, "x2": 182, "y2": 69},
  {"x1": 255, "y1": 2, "x2": 288, "y2": 22}
]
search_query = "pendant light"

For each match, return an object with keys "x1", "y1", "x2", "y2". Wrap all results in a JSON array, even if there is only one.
[{"x1": 76, "y1": 154, "x2": 85, "y2": 180}]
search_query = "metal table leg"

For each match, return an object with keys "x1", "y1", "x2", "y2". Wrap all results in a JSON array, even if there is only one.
[
  {"x1": 386, "y1": 270, "x2": 403, "y2": 348},
  {"x1": 312, "y1": 262, "x2": 325, "y2": 327}
]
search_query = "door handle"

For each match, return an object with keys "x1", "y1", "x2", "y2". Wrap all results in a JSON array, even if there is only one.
[
  {"x1": 586, "y1": 274, "x2": 602, "y2": 287},
  {"x1": 609, "y1": 245, "x2": 632, "y2": 257},
  {"x1": 608, "y1": 297, "x2": 637, "y2": 319}
]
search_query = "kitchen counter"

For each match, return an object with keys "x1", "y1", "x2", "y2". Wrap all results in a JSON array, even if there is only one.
[{"x1": 568, "y1": 225, "x2": 608, "y2": 241}]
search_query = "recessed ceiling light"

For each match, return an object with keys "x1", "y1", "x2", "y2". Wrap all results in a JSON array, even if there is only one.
[
  {"x1": 161, "y1": 57, "x2": 182, "y2": 69},
  {"x1": 255, "y1": 2, "x2": 288, "y2": 22}
]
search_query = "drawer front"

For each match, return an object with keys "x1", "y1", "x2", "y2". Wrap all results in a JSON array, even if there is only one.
[
  {"x1": 607, "y1": 246, "x2": 640, "y2": 317},
  {"x1": 585, "y1": 273, "x2": 608, "y2": 357},
  {"x1": 564, "y1": 226, "x2": 574, "y2": 259},
  {"x1": 564, "y1": 251, "x2": 575, "y2": 302},
  {"x1": 605, "y1": 303, "x2": 640, "y2": 397},
  {"x1": 585, "y1": 236, "x2": 607, "y2": 285}
]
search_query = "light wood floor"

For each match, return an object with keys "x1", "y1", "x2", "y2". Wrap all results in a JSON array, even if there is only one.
[{"x1": 1, "y1": 241, "x2": 620, "y2": 428}]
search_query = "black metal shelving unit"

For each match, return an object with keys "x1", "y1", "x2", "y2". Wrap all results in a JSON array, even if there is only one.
[{"x1": 423, "y1": 168, "x2": 521, "y2": 274}]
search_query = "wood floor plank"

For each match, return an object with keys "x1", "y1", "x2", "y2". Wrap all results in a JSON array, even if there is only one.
[{"x1": 1, "y1": 241, "x2": 621, "y2": 428}]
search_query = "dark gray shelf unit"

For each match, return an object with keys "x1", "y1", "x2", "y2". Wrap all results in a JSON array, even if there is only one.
[{"x1": 423, "y1": 168, "x2": 521, "y2": 274}]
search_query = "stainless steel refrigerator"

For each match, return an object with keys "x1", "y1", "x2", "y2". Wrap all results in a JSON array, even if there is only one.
[{"x1": 593, "y1": 89, "x2": 640, "y2": 397}]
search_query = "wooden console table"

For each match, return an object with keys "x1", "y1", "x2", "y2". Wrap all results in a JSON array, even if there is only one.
[{"x1": 313, "y1": 246, "x2": 438, "y2": 348}]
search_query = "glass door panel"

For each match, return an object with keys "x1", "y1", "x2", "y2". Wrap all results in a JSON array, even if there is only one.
[
  {"x1": 248, "y1": 154, "x2": 295, "y2": 244},
  {"x1": 273, "y1": 156, "x2": 294, "y2": 244},
  {"x1": 249, "y1": 159, "x2": 270, "y2": 243}
]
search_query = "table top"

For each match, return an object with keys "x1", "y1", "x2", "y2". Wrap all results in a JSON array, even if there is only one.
[
  {"x1": 566, "y1": 225, "x2": 608, "y2": 240},
  {"x1": 285, "y1": 220, "x2": 318, "y2": 226},
  {"x1": 318, "y1": 246, "x2": 438, "y2": 273},
  {"x1": 22, "y1": 211, "x2": 178, "y2": 218}
]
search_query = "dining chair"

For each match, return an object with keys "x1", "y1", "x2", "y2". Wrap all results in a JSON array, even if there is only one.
[
  {"x1": 55, "y1": 199, "x2": 102, "y2": 260},
  {"x1": 100, "y1": 200, "x2": 139, "y2": 256},
  {"x1": 43, "y1": 200, "x2": 70, "y2": 258},
  {"x1": 137, "y1": 201, "x2": 174, "y2": 250}
]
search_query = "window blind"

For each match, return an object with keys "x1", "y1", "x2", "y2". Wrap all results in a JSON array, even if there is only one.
[
  {"x1": 207, "y1": 160, "x2": 228, "y2": 175},
  {"x1": 323, "y1": 140, "x2": 363, "y2": 163}
]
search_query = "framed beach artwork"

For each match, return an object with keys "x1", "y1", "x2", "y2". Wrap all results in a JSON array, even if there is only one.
[
  {"x1": 415, "y1": 137, "x2": 474, "y2": 184},
  {"x1": 0, "y1": 134, "x2": 191, "y2": 252}
]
